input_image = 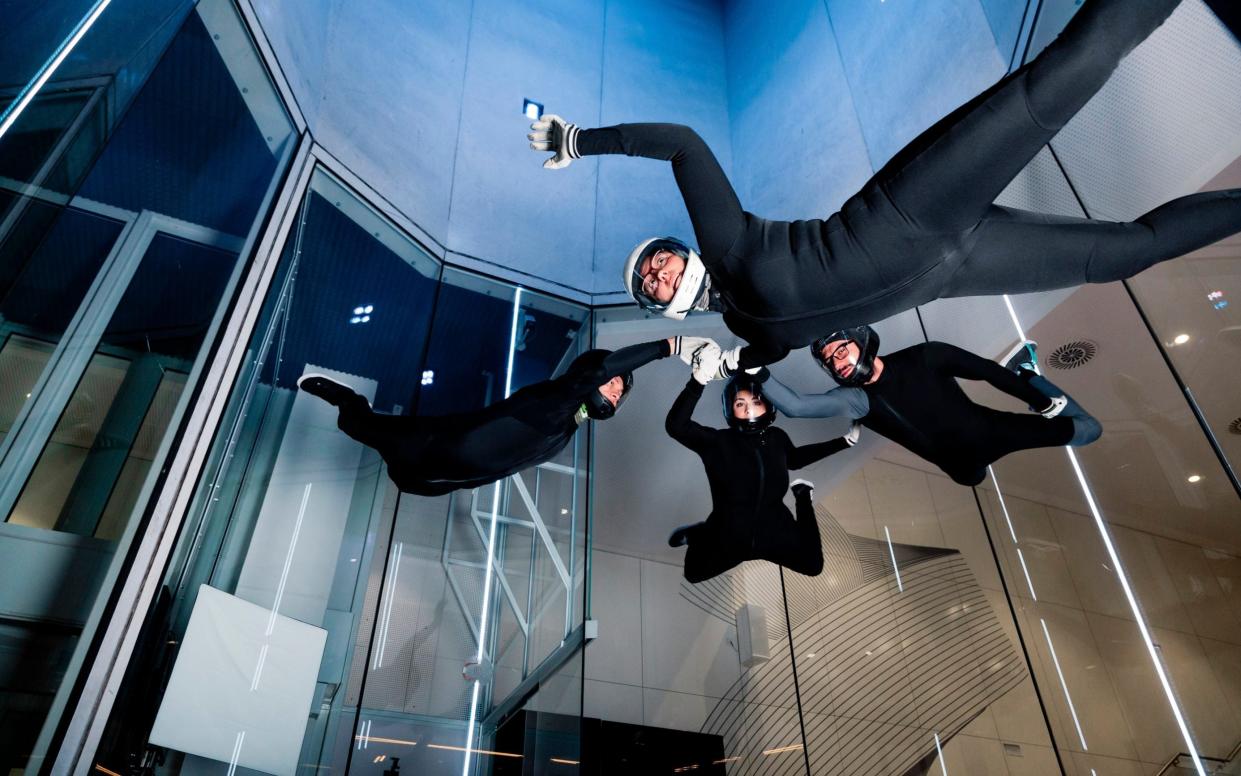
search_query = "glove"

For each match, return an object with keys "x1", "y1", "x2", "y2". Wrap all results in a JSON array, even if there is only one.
[
  {"x1": 716, "y1": 346, "x2": 742, "y2": 379},
  {"x1": 1039, "y1": 395, "x2": 1068, "y2": 419},
  {"x1": 844, "y1": 421, "x2": 862, "y2": 447},
  {"x1": 528, "y1": 114, "x2": 581, "y2": 170},
  {"x1": 671, "y1": 336, "x2": 717, "y2": 365},
  {"x1": 691, "y1": 342, "x2": 723, "y2": 385}
]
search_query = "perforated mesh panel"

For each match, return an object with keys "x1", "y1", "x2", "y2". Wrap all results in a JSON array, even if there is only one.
[{"x1": 1051, "y1": 0, "x2": 1241, "y2": 220}]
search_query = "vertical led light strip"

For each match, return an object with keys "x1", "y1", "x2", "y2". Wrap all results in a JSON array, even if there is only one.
[
  {"x1": 884, "y1": 526, "x2": 903, "y2": 592},
  {"x1": 462, "y1": 287, "x2": 523, "y2": 776},
  {"x1": 989, "y1": 466, "x2": 1039, "y2": 600},
  {"x1": 1040, "y1": 618, "x2": 1087, "y2": 749},
  {"x1": 933, "y1": 733, "x2": 947, "y2": 775},
  {"x1": 999, "y1": 295, "x2": 1205, "y2": 775},
  {"x1": 0, "y1": 0, "x2": 113, "y2": 142}
]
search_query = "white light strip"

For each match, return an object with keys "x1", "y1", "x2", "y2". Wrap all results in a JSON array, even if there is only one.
[
  {"x1": 884, "y1": 526, "x2": 903, "y2": 592},
  {"x1": 464, "y1": 287, "x2": 524, "y2": 776},
  {"x1": 0, "y1": 0, "x2": 113, "y2": 143},
  {"x1": 999, "y1": 295, "x2": 1204, "y2": 774},
  {"x1": 1016, "y1": 548, "x2": 1038, "y2": 601},
  {"x1": 1001, "y1": 294, "x2": 1029, "y2": 342},
  {"x1": 1041, "y1": 618, "x2": 1088, "y2": 750},
  {"x1": 249, "y1": 643, "x2": 269, "y2": 691},
  {"x1": 934, "y1": 733, "x2": 947, "y2": 775},
  {"x1": 267, "y1": 483, "x2": 311, "y2": 635},
  {"x1": 373, "y1": 541, "x2": 404, "y2": 668},
  {"x1": 988, "y1": 466, "x2": 1020, "y2": 544},
  {"x1": 226, "y1": 730, "x2": 246, "y2": 776},
  {"x1": 1065, "y1": 447, "x2": 1205, "y2": 771}
]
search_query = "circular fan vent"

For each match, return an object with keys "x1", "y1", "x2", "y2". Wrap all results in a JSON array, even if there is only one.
[
  {"x1": 1229, "y1": 417, "x2": 1241, "y2": 436},
  {"x1": 1048, "y1": 340, "x2": 1098, "y2": 370}
]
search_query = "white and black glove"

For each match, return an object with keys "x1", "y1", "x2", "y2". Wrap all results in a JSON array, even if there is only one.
[
  {"x1": 844, "y1": 421, "x2": 862, "y2": 446},
  {"x1": 528, "y1": 114, "x2": 581, "y2": 170},
  {"x1": 704, "y1": 345, "x2": 740, "y2": 379},
  {"x1": 671, "y1": 336, "x2": 717, "y2": 366},
  {"x1": 690, "y1": 342, "x2": 723, "y2": 385},
  {"x1": 1039, "y1": 395, "x2": 1068, "y2": 419}
]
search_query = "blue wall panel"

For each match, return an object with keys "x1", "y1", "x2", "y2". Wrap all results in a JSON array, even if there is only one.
[
  {"x1": 251, "y1": 0, "x2": 334, "y2": 127},
  {"x1": 723, "y1": 0, "x2": 872, "y2": 222},
  {"x1": 446, "y1": 0, "x2": 605, "y2": 296},
  {"x1": 592, "y1": 0, "x2": 733, "y2": 295},
  {"x1": 313, "y1": 0, "x2": 472, "y2": 245},
  {"x1": 826, "y1": 0, "x2": 1006, "y2": 170}
]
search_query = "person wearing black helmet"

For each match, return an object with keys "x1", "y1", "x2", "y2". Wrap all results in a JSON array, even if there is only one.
[
  {"x1": 298, "y1": 336, "x2": 709, "y2": 496},
  {"x1": 664, "y1": 365, "x2": 860, "y2": 583},
  {"x1": 529, "y1": 0, "x2": 1240, "y2": 370},
  {"x1": 760, "y1": 327, "x2": 1102, "y2": 486}
]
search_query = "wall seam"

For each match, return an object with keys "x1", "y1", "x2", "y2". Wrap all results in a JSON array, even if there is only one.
[
  {"x1": 590, "y1": 0, "x2": 608, "y2": 293},
  {"x1": 820, "y1": 0, "x2": 880, "y2": 176},
  {"x1": 442, "y1": 0, "x2": 479, "y2": 262}
]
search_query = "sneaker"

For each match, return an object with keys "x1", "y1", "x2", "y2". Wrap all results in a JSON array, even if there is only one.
[
  {"x1": 668, "y1": 523, "x2": 698, "y2": 548},
  {"x1": 297, "y1": 373, "x2": 368, "y2": 408},
  {"x1": 1000, "y1": 339, "x2": 1038, "y2": 374},
  {"x1": 790, "y1": 478, "x2": 815, "y2": 499}
]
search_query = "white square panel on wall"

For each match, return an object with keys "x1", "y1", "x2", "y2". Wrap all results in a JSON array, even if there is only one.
[{"x1": 149, "y1": 585, "x2": 328, "y2": 776}]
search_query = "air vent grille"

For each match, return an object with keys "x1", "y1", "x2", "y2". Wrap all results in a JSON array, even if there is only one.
[
  {"x1": 1048, "y1": 340, "x2": 1098, "y2": 370},
  {"x1": 1229, "y1": 417, "x2": 1241, "y2": 436}
]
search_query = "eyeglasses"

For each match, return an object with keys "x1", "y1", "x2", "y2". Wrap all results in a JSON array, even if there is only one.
[
  {"x1": 823, "y1": 342, "x2": 852, "y2": 363},
  {"x1": 640, "y1": 252, "x2": 672, "y2": 296}
]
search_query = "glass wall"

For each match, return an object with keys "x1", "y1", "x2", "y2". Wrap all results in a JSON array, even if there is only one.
[
  {"x1": 0, "y1": 0, "x2": 295, "y2": 770},
  {"x1": 92, "y1": 168, "x2": 594, "y2": 776}
]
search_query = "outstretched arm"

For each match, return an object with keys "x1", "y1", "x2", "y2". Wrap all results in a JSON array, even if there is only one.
[
  {"x1": 763, "y1": 374, "x2": 869, "y2": 419},
  {"x1": 785, "y1": 432, "x2": 851, "y2": 470},
  {"x1": 924, "y1": 342, "x2": 1052, "y2": 410},
  {"x1": 576, "y1": 124, "x2": 745, "y2": 263},
  {"x1": 564, "y1": 339, "x2": 670, "y2": 395},
  {"x1": 665, "y1": 378, "x2": 715, "y2": 452}
]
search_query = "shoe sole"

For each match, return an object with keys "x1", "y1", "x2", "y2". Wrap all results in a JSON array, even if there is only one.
[
  {"x1": 999, "y1": 339, "x2": 1037, "y2": 370},
  {"x1": 297, "y1": 372, "x2": 371, "y2": 408}
]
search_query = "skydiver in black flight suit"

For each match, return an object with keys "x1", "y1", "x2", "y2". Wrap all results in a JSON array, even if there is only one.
[
  {"x1": 298, "y1": 335, "x2": 712, "y2": 496},
  {"x1": 530, "y1": 0, "x2": 1239, "y2": 371},
  {"x1": 664, "y1": 356, "x2": 860, "y2": 584},
  {"x1": 761, "y1": 329, "x2": 1101, "y2": 487}
]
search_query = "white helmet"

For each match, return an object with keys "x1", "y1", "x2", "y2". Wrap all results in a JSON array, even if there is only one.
[{"x1": 621, "y1": 237, "x2": 708, "y2": 320}]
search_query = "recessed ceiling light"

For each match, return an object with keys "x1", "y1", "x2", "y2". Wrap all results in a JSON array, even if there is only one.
[
  {"x1": 1172, "y1": 333, "x2": 1190, "y2": 345},
  {"x1": 1187, "y1": 474, "x2": 1202, "y2": 483}
]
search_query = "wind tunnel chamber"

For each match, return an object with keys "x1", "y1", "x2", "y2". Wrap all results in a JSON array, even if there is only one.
[{"x1": 4, "y1": 0, "x2": 1240, "y2": 774}]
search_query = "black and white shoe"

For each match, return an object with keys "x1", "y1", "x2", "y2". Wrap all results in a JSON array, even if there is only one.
[
  {"x1": 668, "y1": 524, "x2": 698, "y2": 548},
  {"x1": 790, "y1": 478, "x2": 815, "y2": 500},
  {"x1": 297, "y1": 373, "x2": 367, "y2": 408},
  {"x1": 1000, "y1": 339, "x2": 1038, "y2": 375}
]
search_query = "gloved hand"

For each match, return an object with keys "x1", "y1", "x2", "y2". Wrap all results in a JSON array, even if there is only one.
[
  {"x1": 844, "y1": 421, "x2": 862, "y2": 446},
  {"x1": 528, "y1": 114, "x2": 581, "y2": 170},
  {"x1": 716, "y1": 346, "x2": 742, "y2": 379},
  {"x1": 1039, "y1": 395, "x2": 1068, "y2": 419},
  {"x1": 690, "y1": 342, "x2": 723, "y2": 385},
  {"x1": 671, "y1": 336, "x2": 717, "y2": 365}
]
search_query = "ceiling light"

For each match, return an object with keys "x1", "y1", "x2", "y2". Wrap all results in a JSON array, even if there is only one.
[
  {"x1": 350, "y1": 316, "x2": 362, "y2": 324},
  {"x1": 421, "y1": 369, "x2": 434, "y2": 386},
  {"x1": 1172, "y1": 333, "x2": 1190, "y2": 345},
  {"x1": 1187, "y1": 474, "x2": 1202, "y2": 483}
]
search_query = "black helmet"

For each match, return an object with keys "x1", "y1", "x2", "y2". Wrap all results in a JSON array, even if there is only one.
[
  {"x1": 811, "y1": 325, "x2": 880, "y2": 387},
  {"x1": 721, "y1": 374, "x2": 776, "y2": 434},
  {"x1": 570, "y1": 349, "x2": 634, "y2": 420}
]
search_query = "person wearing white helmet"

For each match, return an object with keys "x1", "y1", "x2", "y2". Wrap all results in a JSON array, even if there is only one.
[{"x1": 531, "y1": 0, "x2": 1239, "y2": 374}]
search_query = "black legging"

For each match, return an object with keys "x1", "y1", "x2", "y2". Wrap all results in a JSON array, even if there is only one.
[
  {"x1": 577, "y1": 0, "x2": 1240, "y2": 366},
  {"x1": 683, "y1": 487, "x2": 823, "y2": 584},
  {"x1": 877, "y1": 0, "x2": 1238, "y2": 295}
]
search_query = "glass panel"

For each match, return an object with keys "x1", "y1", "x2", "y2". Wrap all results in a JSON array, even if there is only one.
[
  {"x1": 1125, "y1": 160, "x2": 1241, "y2": 481},
  {"x1": 93, "y1": 167, "x2": 443, "y2": 773},
  {"x1": 0, "y1": 0, "x2": 295, "y2": 767},
  {"x1": 0, "y1": 1, "x2": 101, "y2": 110}
]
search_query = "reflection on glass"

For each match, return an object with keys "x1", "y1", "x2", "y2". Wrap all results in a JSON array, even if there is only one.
[{"x1": 0, "y1": 0, "x2": 294, "y2": 766}]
